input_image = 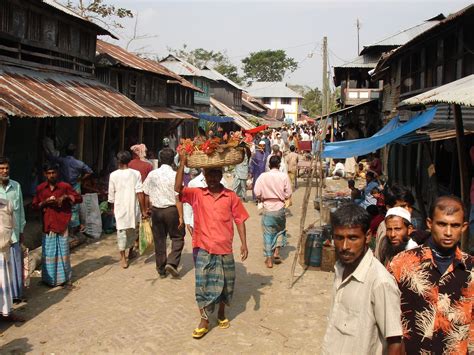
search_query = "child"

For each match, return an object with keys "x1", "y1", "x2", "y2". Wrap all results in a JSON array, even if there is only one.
[{"x1": 348, "y1": 180, "x2": 362, "y2": 203}]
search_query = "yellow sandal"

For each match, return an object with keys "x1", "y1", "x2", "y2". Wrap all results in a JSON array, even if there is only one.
[
  {"x1": 192, "y1": 327, "x2": 209, "y2": 339},
  {"x1": 217, "y1": 318, "x2": 230, "y2": 329}
]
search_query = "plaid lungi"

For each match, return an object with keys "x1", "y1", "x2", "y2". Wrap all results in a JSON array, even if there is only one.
[
  {"x1": 9, "y1": 242, "x2": 23, "y2": 299},
  {"x1": 42, "y1": 232, "x2": 72, "y2": 286},
  {"x1": 195, "y1": 249, "x2": 235, "y2": 312},
  {"x1": 262, "y1": 208, "x2": 287, "y2": 257}
]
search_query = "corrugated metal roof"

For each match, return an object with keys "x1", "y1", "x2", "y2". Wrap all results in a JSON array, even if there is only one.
[
  {"x1": 242, "y1": 97, "x2": 264, "y2": 113},
  {"x1": 359, "y1": 20, "x2": 440, "y2": 55},
  {"x1": 97, "y1": 40, "x2": 177, "y2": 78},
  {"x1": 246, "y1": 82, "x2": 303, "y2": 99},
  {"x1": 160, "y1": 55, "x2": 206, "y2": 77},
  {"x1": 209, "y1": 97, "x2": 255, "y2": 130},
  {"x1": 399, "y1": 75, "x2": 474, "y2": 107},
  {"x1": 145, "y1": 107, "x2": 196, "y2": 121},
  {"x1": 96, "y1": 41, "x2": 202, "y2": 92},
  {"x1": 0, "y1": 65, "x2": 154, "y2": 119},
  {"x1": 320, "y1": 99, "x2": 376, "y2": 119},
  {"x1": 201, "y1": 67, "x2": 244, "y2": 91},
  {"x1": 395, "y1": 127, "x2": 474, "y2": 145},
  {"x1": 337, "y1": 53, "x2": 381, "y2": 69},
  {"x1": 373, "y1": 4, "x2": 474, "y2": 77},
  {"x1": 42, "y1": 0, "x2": 116, "y2": 38}
]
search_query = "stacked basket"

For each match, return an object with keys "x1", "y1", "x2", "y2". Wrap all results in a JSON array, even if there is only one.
[{"x1": 186, "y1": 147, "x2": 245, "y2": 168}]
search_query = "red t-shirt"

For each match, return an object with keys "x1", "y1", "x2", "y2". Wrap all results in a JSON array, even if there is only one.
[
  {"x1": 129, "y1": 158, "x2": 153, "y2": 182},
  {"x1": 32, "y1": 181, "x2": 82, "y2": 234},
  {"x1": 180, "y1": 187, "x2": 249, "y2": 255}
]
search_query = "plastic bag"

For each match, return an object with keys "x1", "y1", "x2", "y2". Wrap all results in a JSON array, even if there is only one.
[
  {"x1": 139, "y1": 219, "x2": 154, "y2": 255},
  {"x1": 246, "y1": 178, "x2": 253, "y2": 190}
]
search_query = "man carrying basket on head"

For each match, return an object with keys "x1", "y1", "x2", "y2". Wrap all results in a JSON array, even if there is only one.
[{"x1": 175, "y1": 149, "x2": 249, "y2": 339}]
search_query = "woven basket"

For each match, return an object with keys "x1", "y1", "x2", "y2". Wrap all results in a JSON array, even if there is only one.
[{"x1": 187, "y1": 147, "x2": 244, "y2": 168}]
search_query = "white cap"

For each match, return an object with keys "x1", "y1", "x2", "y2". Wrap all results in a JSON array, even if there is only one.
[
  {"x1": 385, "y1": 207, "x2": 411, "y2": 223},
  {"x1": 259, "y1": 140, "x2": 266, "y2": 145}
]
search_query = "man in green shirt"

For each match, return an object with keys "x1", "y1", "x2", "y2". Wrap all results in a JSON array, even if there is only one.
[{"x1": 0, "y1": 157, "x2": 26, "y2": 303}]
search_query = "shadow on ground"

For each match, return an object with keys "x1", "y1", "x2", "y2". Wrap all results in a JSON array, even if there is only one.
[
  {"x1": 0, "y1": 255, "x2": 115, "y2": 334},
  {"x1": 227, "y1": 262, "x2": 273, "y2": 320},
  {"x1": 0, "y1": 337, "x2": 33, "y2": 354}
]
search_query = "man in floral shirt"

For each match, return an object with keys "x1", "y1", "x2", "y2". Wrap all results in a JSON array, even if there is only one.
[{"x1": 388, "y1": 195, "x2": 472, "y2": 354}]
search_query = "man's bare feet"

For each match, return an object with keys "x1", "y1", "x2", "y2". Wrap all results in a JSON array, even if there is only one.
[
  {"x1": 120, "y1": 257, "x2": 128, "y2": 269},
  {"x1": 265, "y1": 257, "x2": 273, "y2": 268}
]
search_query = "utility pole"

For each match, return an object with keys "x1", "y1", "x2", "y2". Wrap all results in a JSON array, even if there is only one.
[
  {"x1": 322, "y1": 37, "x2": 328, "y2": 117},
  {"x1": 356, "y1": 18, "x2": 361, "y2": 55}
]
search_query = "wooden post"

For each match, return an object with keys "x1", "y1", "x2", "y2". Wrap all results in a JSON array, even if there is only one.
[
  {"x1": 0, "y1": 118, "x2": 7, "y2": 156},
  {"x1": 77, "y1": 118, "x2": 85, "y2": 161},
  {"x1": 414, "y1": 143, "x2": 427, "y2": 222},
  {"x1": 97, "y1": 120, "x2": 107, "y2": 173},
  {"x1": 453, "y1": 104, "x2": 470, "y2": 251},
  {"x1": 119, "y1": 118, "x2": 125, "y2": 151},
  {"x1": 138, "y1": 120, "x2": 144, "y2": 143},
  {"x1": 454, "y1": 104, "x2": 469, "y2": 205}
]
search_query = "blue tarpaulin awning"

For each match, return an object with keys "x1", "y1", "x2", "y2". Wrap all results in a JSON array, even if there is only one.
[
  {"x1": 321, "y1": 107, "x2": 438, "y2": 158},
  {"x1": 194, "y1": 113, "x2": 235, "y2": 123}
]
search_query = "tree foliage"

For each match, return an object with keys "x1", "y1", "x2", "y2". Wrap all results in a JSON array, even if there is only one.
[
  {"x1": 167, "y1": 45, "x2": 243, "y2": 84},
  {"x1": 63, "y1": 0, "x2": 133, "y2": 29},
  {"x1": 242, "y1": 50, "x2": 298, "y2": 82}
]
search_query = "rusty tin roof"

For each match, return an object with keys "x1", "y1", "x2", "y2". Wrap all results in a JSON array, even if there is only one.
[{"x1": 0, "y1": 65, "x2": 155, "y2": 119}]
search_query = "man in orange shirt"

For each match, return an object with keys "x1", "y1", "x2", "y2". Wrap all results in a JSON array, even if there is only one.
[{"x1": 175, "y1": 152, "x2": 249, "y2": 339}]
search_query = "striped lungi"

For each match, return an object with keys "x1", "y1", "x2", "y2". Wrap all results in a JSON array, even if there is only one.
[
  {"x1": 0, "y1": 252, "x2": 13, "y2": 316},
  {"x1": 9, "y1": 242, "x2": 23, "y2": 299},
  {"x1": 42, "y1": 232, "x2": 72, "y2": 287},
  {"x1": 262, "y1": 208, "x2": 287, "y2": 257},
  {"x1": 195, "y1": 249, "x2": 235, "y2": 312}
]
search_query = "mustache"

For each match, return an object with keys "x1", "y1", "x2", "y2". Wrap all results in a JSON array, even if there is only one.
[{"x1": 337, "y1": 250, "x2": 355, "y2": 257}]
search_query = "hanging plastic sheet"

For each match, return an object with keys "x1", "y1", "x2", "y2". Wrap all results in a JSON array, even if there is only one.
[{"x1": 321, "y1": 107, "x2": 437, "y2": 158}]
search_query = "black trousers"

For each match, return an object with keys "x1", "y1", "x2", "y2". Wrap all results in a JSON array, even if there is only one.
[{"x1": 151, "y1": 206, "x2": 185, "y2": 273}]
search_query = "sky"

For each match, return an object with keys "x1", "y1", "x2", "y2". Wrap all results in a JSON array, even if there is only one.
[{"x1": 99, "y1": 0, "x2": 472, "y2": 89}]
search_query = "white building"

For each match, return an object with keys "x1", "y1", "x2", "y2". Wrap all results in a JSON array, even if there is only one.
[{"x1": 246, "y1": 82, "x2": 303, "y2": 123}]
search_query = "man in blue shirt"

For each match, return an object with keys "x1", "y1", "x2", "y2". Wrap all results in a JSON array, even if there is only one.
[{"x1": 0, "y1": 157, "x2": 26, "y2": 303}]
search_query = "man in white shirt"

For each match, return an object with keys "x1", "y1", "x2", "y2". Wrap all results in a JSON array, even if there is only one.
[
  {"x1": 143, "y1": 148, "x2": 185, "y2": 278},
  {"x1": 322, "y1": 203, "x2": 403, "y2": 355},
  {"x1": 108, "y1": 151, "x2": 146, "y2": 269},
  {"x1": 271, "y1": 133, "x2": 285, "y2": 153}
]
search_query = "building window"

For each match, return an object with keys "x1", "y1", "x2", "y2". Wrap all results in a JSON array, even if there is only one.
[
  {"x1": 281, "y1": 98, "x2": 291, "y2": 105},
  {"x1": 263, "y1": 97, "x2": 271, "y2": 104}
]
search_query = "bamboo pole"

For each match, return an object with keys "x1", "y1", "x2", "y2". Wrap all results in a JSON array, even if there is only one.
[
  {"x1": 138, "y1": 120, "x2": 144, "y2": 143},
  {"x1": 77, "y1": 118, "x2": 85, "y2": 161},
  {"x1": 289, "y1": 117, "x2": 329, "y2": 288},
  {"x1": 0, "y1": 118, "x2": 6, "y2": 156},
  {"x1": 119, "y1": 118, "x2": 125, "y2": 151},
  {"x1": 97, "y1": 120, "x2": 107, "y2": 173},
  {"x1": 453, "y1": 104, "x2": 470, "y2": 250}
]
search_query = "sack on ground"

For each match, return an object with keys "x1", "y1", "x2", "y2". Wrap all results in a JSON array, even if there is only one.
[
  {"x1": 79, "y1": 193, "x2": 102, "y2": 239},
  {"x1": 139, "y1": 219, "x2": 154, "y2": 255}
]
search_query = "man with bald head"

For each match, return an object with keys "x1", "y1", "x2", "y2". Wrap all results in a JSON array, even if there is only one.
[{"x1": 388, "y1": 195, "x2": 473, "y2": 354}]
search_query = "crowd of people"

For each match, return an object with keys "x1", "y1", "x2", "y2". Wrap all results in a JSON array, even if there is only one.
[{"x1": 0, "y1": 121, "x2": 472, "y2": 352}]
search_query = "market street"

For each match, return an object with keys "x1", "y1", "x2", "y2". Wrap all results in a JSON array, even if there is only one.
[{"x1": 0, "y1": 184, "x2": 333, "y2": 354}]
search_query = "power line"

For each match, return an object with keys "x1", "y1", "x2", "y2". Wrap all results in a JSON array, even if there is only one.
[{"x1": 228, "y1": 41, "x2": 320, "y2": 59}]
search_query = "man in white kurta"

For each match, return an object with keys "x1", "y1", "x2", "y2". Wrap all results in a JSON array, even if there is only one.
[{"x1": 108, "y1": 151, "x2": 146, "y2": 269}]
